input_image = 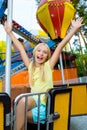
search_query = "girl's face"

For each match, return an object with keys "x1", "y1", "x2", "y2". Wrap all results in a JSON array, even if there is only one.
[{"x1": 34, "y1": 44, "x2": 49, "y2": 66}]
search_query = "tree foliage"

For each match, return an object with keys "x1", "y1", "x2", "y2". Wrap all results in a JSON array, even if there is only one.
[
  {"x1": 69, "y1": 0, "x2": 87, "y2": 77},
  {"x1": 75, "y1": 53, "x2": 87, "y2": 77},
  {"x1": 72, "y1": 0, "x2": 87, "y2": 36}
]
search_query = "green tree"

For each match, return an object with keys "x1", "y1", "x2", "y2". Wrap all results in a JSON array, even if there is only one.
[
  {"x1": 72, "y1": 0, "x2": 87, "y2": 40},
  {"x1": 75, "y1": 53, "x2": 87, "y2": 77}
]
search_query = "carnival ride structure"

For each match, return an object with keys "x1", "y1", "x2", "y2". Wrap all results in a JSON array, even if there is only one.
[
  {"x1": 0, "y1": 1, "x2": 87, "y2": 130},
  {"x1": 0, "y1": 0, "x2": 76, "y2": 81}
]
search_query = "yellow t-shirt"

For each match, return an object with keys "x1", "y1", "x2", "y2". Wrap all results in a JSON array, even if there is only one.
[{"x1": 28, "y1": 60, "x2": 53, "y2": 105}]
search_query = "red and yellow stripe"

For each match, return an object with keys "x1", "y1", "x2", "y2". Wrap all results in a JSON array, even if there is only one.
[{"x1": 36, "y1": 0, "x2": 76, "y2": 40}]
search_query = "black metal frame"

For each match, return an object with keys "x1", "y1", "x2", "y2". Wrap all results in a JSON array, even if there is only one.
[{"x1": 0, "y1": 92, "x2": 11, "y2": 130}]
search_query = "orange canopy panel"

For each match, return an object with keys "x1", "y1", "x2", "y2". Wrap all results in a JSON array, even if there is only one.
[
  {"x1": 11, "y1": 68, "x2": 78, "y2": 87},
  {"x1": 11, "y1": 71, "x2": 29, "y2": 87},
  {"x1": 36, "y1": 0, "x2": 76, "y2": 40}
]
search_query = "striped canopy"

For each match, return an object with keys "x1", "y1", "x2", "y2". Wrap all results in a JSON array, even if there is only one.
[{"x1": 36, "y1": 0, "x2": 76, "y2": 40}]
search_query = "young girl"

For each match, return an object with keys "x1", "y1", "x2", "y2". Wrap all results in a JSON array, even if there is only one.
[{"x1": 4, "y1": 17, "x2": 83, "y2": 130}]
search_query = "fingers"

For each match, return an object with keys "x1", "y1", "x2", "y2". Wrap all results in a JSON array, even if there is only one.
[
  {"x1": 4, "y1": 21, "x2": 8, "y2": 29},
  {"x1": 76, "y1": 17, "x2": 84, "y2": 25},
  {"x1": 4, "y1": 20, "x2": 7, "y2": 25},
  {"x1": 72, "y1": 17, "x2": 83, "y2": 24},
  {"x1": 77, "y1": 17, "x2": 83, "y2": 22}
]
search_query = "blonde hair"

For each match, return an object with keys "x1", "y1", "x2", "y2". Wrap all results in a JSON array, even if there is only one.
[
  {"x1": 30, "y1": 43, "x2": 51, "y2": 85},
  {"x1": 33, "y1": 43, "x2": 51, "y2": 59}
]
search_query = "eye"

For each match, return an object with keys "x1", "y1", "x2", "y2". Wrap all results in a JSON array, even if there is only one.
[
  {"x1": 44, "y1": 51, "x2": 47, "y2": 54},
  {"x1": 37, "y1": 49, "x2": 40, "y2": 52}
]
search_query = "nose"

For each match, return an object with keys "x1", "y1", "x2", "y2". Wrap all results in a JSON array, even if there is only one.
[{"x1": 40, "y1": 51, "x2": 43, "y2": 56}]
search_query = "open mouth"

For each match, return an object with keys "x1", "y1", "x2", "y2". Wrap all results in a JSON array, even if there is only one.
[{"x1": 37, "y1": 56, "x2": 43, "y2": 60}]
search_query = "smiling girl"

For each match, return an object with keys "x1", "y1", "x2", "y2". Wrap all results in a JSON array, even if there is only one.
[{"x1": 4, "y1": 17, "x2": 83, "y2": 130}]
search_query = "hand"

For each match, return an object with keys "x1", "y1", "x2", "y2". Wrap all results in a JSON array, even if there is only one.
[
  {"x1": 4, "y1": 21, "x2": 12, "y2": 34},
  {"x1": 71, "y1": 17, "x2": 84, "y2": 30}
]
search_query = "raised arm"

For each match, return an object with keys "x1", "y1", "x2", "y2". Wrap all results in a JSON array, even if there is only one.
[
  {"x1": 4, "y1": 21, "x2": 31, "y2": 68},
  {"x1": 49, "y1": 17, "x2": 83, "y2": 69}
]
